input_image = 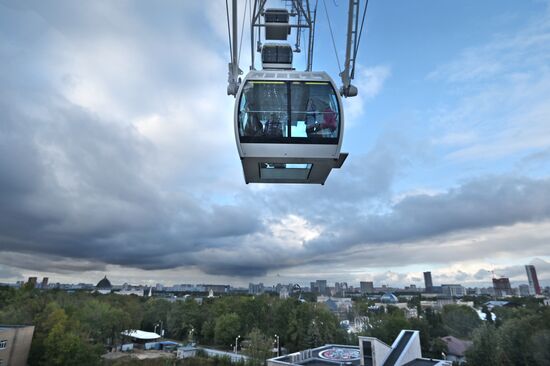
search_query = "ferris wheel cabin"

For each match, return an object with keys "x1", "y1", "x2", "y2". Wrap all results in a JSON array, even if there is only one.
[
  {"x1": 225, "y1": 1, "x2": 362, "y2": 184},
  {"x1": 235, "y1": 70, "x2": 347, "y2": 184}
]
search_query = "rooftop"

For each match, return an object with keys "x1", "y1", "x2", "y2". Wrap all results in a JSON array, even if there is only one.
[
  {"x1": 121, "y1": 329, "x2": 161, "y2": 340},
  {"x1": 271, "y1": 345, "x2": 361, "y2": 366},
  {"x1": 268, "y1": 331, "x2": 450, "y2": 366},
  {"x1": 402, "y1": 360, "x2": 441, "y2": 366},
  {"x1": 440, "y1": 336, "x2": 472, "y2": 357}
]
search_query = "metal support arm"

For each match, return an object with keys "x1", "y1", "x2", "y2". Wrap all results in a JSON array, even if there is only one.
[
  {"x1": 227, "y1": 0, "x2": 242, "y2": 96},
  {"x1": 339, "y1": 0, "x2": 359, "y2": 97}
]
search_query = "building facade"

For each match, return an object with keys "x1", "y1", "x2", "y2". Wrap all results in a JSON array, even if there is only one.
[
  {"x1": 314, "y1": 280, "x2": 327, "y2": 295},
  {"x1": 249, "y1": 282, "x2": 265, "y2": 295},
  {"x1": 518, "y1": 284, "x2": 531, "y2": 297},
  {"x1": 441, "y1": 284, "x2": 465, "y2": 297},
  {"x1": 360, "y1": 281, "x2": 374, "y2": 294},
  {"x1": 0, "y1": 325, "x2": 35, "y2": 366}
]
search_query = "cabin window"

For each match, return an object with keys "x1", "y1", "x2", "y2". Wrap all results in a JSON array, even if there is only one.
[{"x1": 239, "y1": 80, "x2": 339, "y2": 144}]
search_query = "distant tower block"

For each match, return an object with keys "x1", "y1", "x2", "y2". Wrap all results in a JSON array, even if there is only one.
[
  {"x1": 360, "y1": 281, "x2": 374, "y2": 294},
  {"x1": 525, "y1": 265, "x2": 542, "y2": 295},
  {"x1": 27, "y1": 277, "x2": 37, "y2": 287},
  {"x1": 423, "y1": 272, "x2": 433, "y2": 292}
]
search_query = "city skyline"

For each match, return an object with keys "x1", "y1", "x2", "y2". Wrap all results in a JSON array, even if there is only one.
[
  {"x1": 7, "y1": 260, "x2": 550, "y2": 291},
  {"x1": 1, "y1": 1, "x2": 550, "y2": 287}
]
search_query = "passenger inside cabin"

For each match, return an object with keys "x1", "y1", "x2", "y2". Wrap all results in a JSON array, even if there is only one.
[
  {"x1": 320, "y1": 106, "x2": 337, "y2": 136},
  {"x1": 243, "y1": 104, "x2": 264, "y2": 136},
  {"x1": 264, "y1": 113, "x2": 284, "y2": 137},
  {"x1": 305, "y1": 98, "x2": 318, "y2": 137},
  {"x1": 305, "y1": 97, "x2": 337, "y2": 138}
]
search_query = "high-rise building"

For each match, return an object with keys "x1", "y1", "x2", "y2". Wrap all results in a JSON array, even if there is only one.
[
  {"x1": 27, "y1": 277, "x2": 37, "y2": 287},
  {"x1": 41, "y1": 277, "x2": 49, "y2": 289},
  {"x1": 310, "y1": 282, "x2": 317, "y2": 293},
  {"x1": 492, "y1": 277, "x2": 512, "y2": 297},
  {"x1": 360, "y1": 281, "x2": 374, "y2": 294},
  {"x1": 525, "y1": 265, "x2": 542, "y2": 295},
  {"x1": 316, "y1": 280, "x2": 327, "y2": 295},
  {"x1": 423, "y1": 272, "x2": 433, "y2": 292},
  {"x1": 335, "y1": 282, "x2": 341, "y2": 293}
]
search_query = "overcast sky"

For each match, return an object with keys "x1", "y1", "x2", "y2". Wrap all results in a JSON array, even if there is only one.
[{"x1": 1, "y1": 0, "x2": 550, "y2": 289}]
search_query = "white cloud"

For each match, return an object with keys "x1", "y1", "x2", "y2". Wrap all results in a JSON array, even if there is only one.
[
  {"x1": 269, "y1": 214, "x2": 322, "y2": 248},
  {"x1": 345, "y1": 65, "x2": 391, "y2": 122},
  {"x1": 428, "y1": 7, "x2": 550, "y2": 163}
]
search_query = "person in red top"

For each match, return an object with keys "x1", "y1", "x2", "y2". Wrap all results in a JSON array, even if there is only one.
[
  {"x1": 321, "y1": 107, "x2": 337, "y2": 132},
  {"x1": 305, "y1": 97, "x2": 337, "y2": 138}
]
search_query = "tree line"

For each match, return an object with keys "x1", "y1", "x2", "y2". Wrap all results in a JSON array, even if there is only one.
[
  {"x1": 1, "y1": 285, "x2": 549, "y2": 366},
  {"x1": 0, "y1": 286, "x2": 347, "y2": 365}
]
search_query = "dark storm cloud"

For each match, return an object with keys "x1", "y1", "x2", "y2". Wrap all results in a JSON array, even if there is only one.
[
  {"x1": 0, "y1": 0, "x2": 265, "y2": 277},
  {"x1": 0, "y1": 90, "x2": 262, "y2": 273},
  {"x1": 304, "y1": 175, "x2": 550, "y2": 255},
  {"x1": 0, "y1": 252, "x2": 106, "y2": 274},
  {"x1": 197, "y1": 262, "x2": 272, "y2": 277}
]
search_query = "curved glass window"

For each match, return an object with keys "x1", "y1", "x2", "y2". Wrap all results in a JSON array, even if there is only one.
[{"x1": 239, "y1": 80, "x2": 340, "y2": 144}]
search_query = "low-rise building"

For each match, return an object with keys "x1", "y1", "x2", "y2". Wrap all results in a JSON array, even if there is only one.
[
  {"x1": 317, "y1": 296, "x2": 352, "y2": 318},
  {"x1": 115, "y1": 288, "x2": 145, "y2": 296},
  {"x1": 177, "y1": 345, "x2": 198, "y2": 358},
  {"x1": 249, "y1": 282, "x2": 265, "y2": 295},
  {"x1": 518, "y1": 284, "x2": 531, "y2": 297},
  {"x1": 441, "y1": 284, "x2": 465, "y2": 298},
  {"x1": 484, "y1": 300, "x2": 510, "y2": 311},
  {"x1": 373, "y1": 302, "x2": 418, "y2": 319},
  {"x1": 420, "y1": 298, "x2": 455, "y2": 311}
]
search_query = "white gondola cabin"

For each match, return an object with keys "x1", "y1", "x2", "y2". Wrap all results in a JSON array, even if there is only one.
[{"x1": 235, "y1": 70, "x2": 348, "y2": 184}]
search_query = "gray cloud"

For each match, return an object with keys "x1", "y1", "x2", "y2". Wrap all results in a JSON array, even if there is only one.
[
  {"x1": 304, "y1": 175, "x2": 550, "y2": 256},
  {"x1": 0, "y1": 264, "x2": 22, "y2": 282}
]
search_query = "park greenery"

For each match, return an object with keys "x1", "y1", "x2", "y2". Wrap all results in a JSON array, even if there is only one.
[
  {"x1": 0, "y1": 286, "x2": 346, "y2": 365},
  {"x1": 0, "y1": 285, "x2": 549, "y2": 366}
]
